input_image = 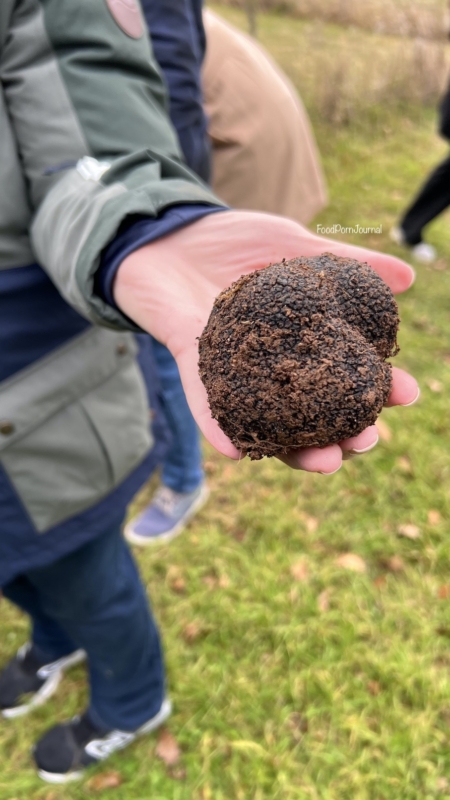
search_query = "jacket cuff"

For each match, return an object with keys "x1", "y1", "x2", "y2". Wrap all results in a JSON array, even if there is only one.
[{"x1": 96, "y1": 204, "x2": 227, "y2": 311}]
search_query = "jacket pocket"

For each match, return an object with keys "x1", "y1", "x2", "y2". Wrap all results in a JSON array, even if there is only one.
[{"x1": 0, "y1": 327, "x2": 152, "y2": 532}]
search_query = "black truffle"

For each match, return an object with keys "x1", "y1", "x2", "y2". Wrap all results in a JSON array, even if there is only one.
[{"x1": 198, "y1": 254, "x2": 399, "y2": 460}]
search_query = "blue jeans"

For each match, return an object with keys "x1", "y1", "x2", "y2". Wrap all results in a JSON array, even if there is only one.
[
  {"x1": 151, "y1": 337, "x2": 203, "y2": 494},
  {"x1": 2, "y1": 519, "x2": 165, "y2": 731}
]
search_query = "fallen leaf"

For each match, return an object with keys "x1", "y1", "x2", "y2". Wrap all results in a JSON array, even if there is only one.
[
  {"x1": 438, "y1": 585, "x2": 450, "y2": 600},
  {"x1": 172, "y1": 577, "x2": 186, "y2": 593},
  {"x1": 367, "y1": 680, "x2": 381, "y2": 696},
  {"x1": 290, "y1": 560, "x2": 309, "y2": 582},
  {"x1": 373, "y1": 575, "x2": 387, "y2": 589},
  {"x1": 317, "y1": 589, "x2": 330, "y2": 612},
  {"x1": 305, "y1": 516, "x2": 319, "y2": 534},
  {"x1": 397, "y1": 524, "x2": 420, "y2": 540},
  {"x1": 203, "y1": 461, "x2": 217, "y2": 476},
  {"x1": 386, "y1": 555, "x2": 405, "y2": 573},
  {"x1": 396, "y1": 456, "x2": 412, "y2": 473},
  {"x1": 156, "y1": 728, "x2": 181, "y2": 767},
  {"x1": 182, "y1": 621, "x2": 206, "y2": 643},
  {"x1": 376, "y1": 418, "x2": 392, "y2": 442},
  {"x1": 168, "y1": 766, "x2": 187, "y2": 781},
  {"x1": 437, "y1": 776, "x2": 449, "y2": 791},
  {"x1": 428, "y1": 509, "x2": 441, "y2": 526},
  {"x1": 287, "y1": 712, "x2": 308, "y2": 741},
  {"x1": 427, "y1": 379, "x2": 443, "y2": 393},
  {"x1": 87, "y1": 771, "x2": 123, "y2": 790},
  {"x1": 335, "y1": 553, "x2": 367, "y2": 573},
  {"x1": 218, "y1": 574, "x2": 230, "y2": 588}
]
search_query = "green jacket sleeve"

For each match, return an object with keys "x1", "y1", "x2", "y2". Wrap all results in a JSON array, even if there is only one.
[{"x1": 1, "y1": 0, "x2": 224, "y2": 328}]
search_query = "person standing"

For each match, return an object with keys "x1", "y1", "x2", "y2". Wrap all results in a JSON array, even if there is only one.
[{"x1": 391, "y1": 79, "x2": 450, "y2": 263}]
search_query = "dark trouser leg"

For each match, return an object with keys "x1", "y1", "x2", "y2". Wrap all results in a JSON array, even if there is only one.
[
  {"x1": 400, "y1": 153, "x2": 450, "y2": 245},
  {"x1": 21, "y1": 519, "x2": 165, "y2": 731},
  {"x1": 2, "y1": 576, "x2": 78, "y2": 662}
]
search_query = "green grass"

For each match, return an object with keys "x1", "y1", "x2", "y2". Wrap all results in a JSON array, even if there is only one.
[{"x1": 3, "y1": 8, "x2": 450, "y2": 800}]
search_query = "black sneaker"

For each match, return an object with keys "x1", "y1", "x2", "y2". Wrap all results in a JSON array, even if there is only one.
[
  {"x1": 34, "y1": 698, "x2": 172, "y2": 783},
  {"x1": 0, "y1": 643, "x2": 85, "y2": 719}
]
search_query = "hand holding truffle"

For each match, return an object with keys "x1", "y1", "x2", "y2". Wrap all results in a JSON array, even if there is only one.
[{"x1": 114, "y1": 211, "x2": 419, "y2": 474}]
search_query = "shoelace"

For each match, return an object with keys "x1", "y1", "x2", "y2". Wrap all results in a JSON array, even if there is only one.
[{"x1": 153, "y1": 486, "x2": 185, "y2": 517}]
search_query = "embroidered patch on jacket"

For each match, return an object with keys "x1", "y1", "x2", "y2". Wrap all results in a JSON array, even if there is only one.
[{"x1": 105, "y1": 0, "x2": 143, "y2": 39}]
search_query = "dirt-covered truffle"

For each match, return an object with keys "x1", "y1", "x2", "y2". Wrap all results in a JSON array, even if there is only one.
[{"x1": 198, "y1": 254, "x2": 399, "y2": 459}]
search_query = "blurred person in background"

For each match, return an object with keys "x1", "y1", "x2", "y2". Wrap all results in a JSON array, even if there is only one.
[
  {"x1": 391, "y1": 78, "x2": 450, "y2": 263},
  {"x1": 202, "y1": 9, "x2": 327, "y2": 225},
  {"x1": 126, "y1": 3, "x2": 328, "y2": 546},
  {"x1": 0, "y1": 0, "x2": 417, "y2": 782}
]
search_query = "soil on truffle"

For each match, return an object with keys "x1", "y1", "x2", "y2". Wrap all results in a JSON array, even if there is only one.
[{"x1": 198, "y1": 254, "x2": 399, "y2": 460}]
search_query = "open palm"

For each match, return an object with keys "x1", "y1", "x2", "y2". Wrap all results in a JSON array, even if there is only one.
[{"x1": 114, "y1": 211, "x2": 419, "y2": 473}]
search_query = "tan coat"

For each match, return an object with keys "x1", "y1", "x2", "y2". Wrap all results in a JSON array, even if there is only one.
[{"x1": 202, "y1": 10, "x2": 327, "y2": 225}]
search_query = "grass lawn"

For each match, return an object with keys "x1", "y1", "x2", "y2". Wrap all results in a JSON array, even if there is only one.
[{"x1": 2, "y1": 7, "x2": 450, "y2": 800}]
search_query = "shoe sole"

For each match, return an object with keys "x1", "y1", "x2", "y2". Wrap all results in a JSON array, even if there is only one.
[
  {"x1": 37, "y1": 698, "x2": 172, "y2": 784},
  {"x1": 124, "y1": 483, "x2": 210, "y2": 547},
  {"x1": 2, "y1": 649, "x2": 86, "y2": 720}
]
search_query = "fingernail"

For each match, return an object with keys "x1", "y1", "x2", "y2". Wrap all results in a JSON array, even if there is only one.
[
  {"x1": 402, "y1": 387, "x2": 420, "y2": 407},
  {"x1": 350, "y1": 435, "x2": 379, "y2": 455},
  {"x1": 319, "y1": 466, "x2": 341, "y2": 475}
]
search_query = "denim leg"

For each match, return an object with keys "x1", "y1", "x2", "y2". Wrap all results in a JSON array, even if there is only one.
[
  {"x1": 152, "y1": 337, "x2": 204, "y2": 493},
  {"x1": 25, "y1": 519, "x2": 166, "y2": 731},
  {"x1": 2, "y1": 575, "x2": 78, "y2": 662}
]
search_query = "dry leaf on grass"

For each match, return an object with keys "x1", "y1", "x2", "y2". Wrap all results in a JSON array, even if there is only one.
[
  {"x1": 428, "y1": 509, "x2": 441, "y2": 526},
  {"x1": 367, "y1": 680, "x2": 381, "y2": 696},
  {"x1": 436, "y1": 777, "x2": 449, "y2": 791},
  {"x1": 287, "y1": 712, "x2": 308, "y2": 741},
  {"x1": 167, "y1": 566, "x2": 186, "y2": 594},
  {"x1": 376, "y1": 418, "x2": 392, "y2": 442},
  {"x1": 427, "y1": 379, "x2": 443, "y2": 393},
  {"x1": 182, "y1": 621, "x2": 203, "y2": 643},
  {"x1": 335, "y1": 553, "x2": 367, "y2": 573},
  {"x1": 396, "y1": 456, "x2": 412, "y2": 473},
  {"x1": 290, "y1": 560, "x2": 309, "y2": 582},
  {"x1": 203, "y1": 461, "x2": 217, "y2": 476},
  {"x1": 438, "y1": 585, "x2": 450, "y2": 600},
  {"x1": 317, "y1": 589, "x2": 330, "y2": 612},
  {"x1": 87, "y1": 771, "x2": 123, "y2": 790},
  {"x1": 170, "y1": 577, "x2": 186, "y2": 594},
  {"x1": 397, "y1": 524, "x2": 420, "y2": 540},
  {"x1": 385, "y1": 555, "x2": 405, "y2": 573},
  {"x1": 168, "y1": 766, "x2": 187, "y2": 781},
  {"x1": 304, "y1": 516, "x2": 319, "y2": 534},
  {"x1": 373, "y1": 575, "x2": 387, "y2": 589},
  {"x1": 156, "y1": 728, "x2": 181, "y2": 767}
]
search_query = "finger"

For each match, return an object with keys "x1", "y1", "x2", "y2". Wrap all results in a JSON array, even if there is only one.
[
  {"x1": 211, "y1": 213, "x2": 415, "y2": 295},
  {"x1": 176, "y1": 345, "x2": 241, "y2": 459},
  {"x1": 299, "y1": 235, "x2": 415, "y2": 295},
  {"x1": 277, "y1": 443, "x2": 343, "y2": 474},
  {"x1": 339, "y1": 425, "x2": 379, "y2": 454},
  {"x1": 386, "y1": 367, "x2": 420, "y2": 407}
]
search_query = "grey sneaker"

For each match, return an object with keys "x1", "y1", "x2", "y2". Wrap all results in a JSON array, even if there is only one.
[
  {"x1": 124, "y1": 482, "x2": 210, "y2": 546},
  {"x1": 0, "y1": 643, "x2": 86, "y2": 719}
]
